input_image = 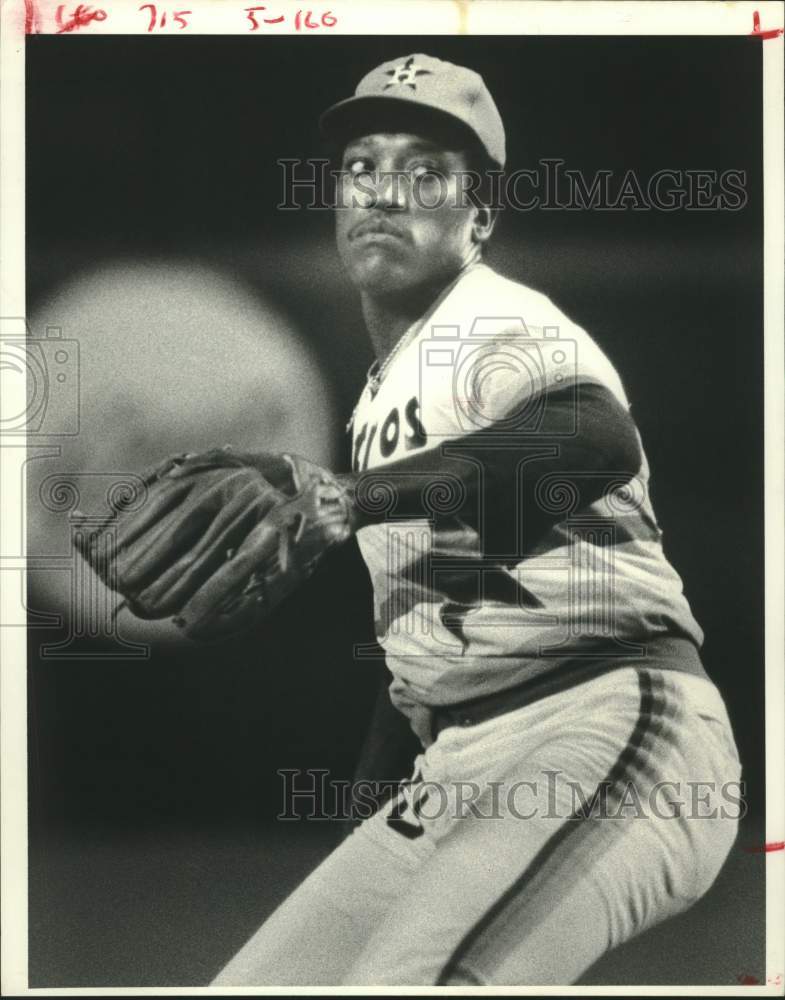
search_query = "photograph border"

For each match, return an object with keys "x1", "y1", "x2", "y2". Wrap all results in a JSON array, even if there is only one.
[{"x1": 2, "y1": 1, "x2": 783, "y2": 994}]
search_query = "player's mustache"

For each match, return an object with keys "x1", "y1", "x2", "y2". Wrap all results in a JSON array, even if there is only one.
[{"x1": 348, "y1": 217, "x2": 409, "y2": 241}]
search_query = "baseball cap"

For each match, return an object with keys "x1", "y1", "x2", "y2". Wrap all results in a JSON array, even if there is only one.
[{"x1": 319, "y1": 54, "x2": 506, "y2": 169}]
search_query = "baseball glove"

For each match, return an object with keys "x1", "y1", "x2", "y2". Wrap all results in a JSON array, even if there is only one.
[{"x1": 72, "y1": 447, "x2": 356, "y2": 641}]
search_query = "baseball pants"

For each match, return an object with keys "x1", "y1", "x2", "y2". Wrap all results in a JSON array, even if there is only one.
[{"x1": 211, "y1": 667, "x2": 742, "y2": 986}]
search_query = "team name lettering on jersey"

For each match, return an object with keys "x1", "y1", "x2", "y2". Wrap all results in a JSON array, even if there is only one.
[
  {"x1": 352, "y1": 395, "x2": 427, "y2": 471},
  {"x1": 351, "y1": 264, "x2": 704, "y2": 710}
]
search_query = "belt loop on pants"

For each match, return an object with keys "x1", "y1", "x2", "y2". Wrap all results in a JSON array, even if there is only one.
[
  {"x1": 428, "y1": 679, "x2": 543, "y2": 741},
  {"x1": 428, "y1": 661, "x2": 623, "y2": 740}
]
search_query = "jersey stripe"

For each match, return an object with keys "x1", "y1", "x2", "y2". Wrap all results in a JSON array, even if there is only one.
[{"x1": 436, "y1": 670, "x2": 678, "y2": 984}]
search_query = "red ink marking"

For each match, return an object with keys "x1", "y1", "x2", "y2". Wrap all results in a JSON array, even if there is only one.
[
  {"x1": 742, "y1": 840, "x2": 785, "y2": 853},
  {"x1": 139, "y1": 2, "x2": 156, "y2": 29},
  {"x1": 244, "y1": 5, "x2": 266, "y2": 29},
  {"x1": 139, "y1": 4, "x2": 190, "y2": 31},
  {"x1": 737, "y1": 974, "x2": 761, "y2": 985},
  {"x1": 293, "y1": 8, "x2": 335, "y2": 30},
  {"x1": 245, "y1": 4, "x2": 331, "y2": 31},
  {"x1": 24, "y1": 0, "x2": 41, "y2": 34},
  {"x1": 749, "y1": 10, "x2": 784, "y2": 40},
  {"x1": 55, "y1": 3, "x2": 107, "y2": 32}
]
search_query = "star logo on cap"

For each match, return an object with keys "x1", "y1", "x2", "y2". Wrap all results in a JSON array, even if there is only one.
[{"x1": 383, "y1": 57, "x2": 432, "y2": 91}]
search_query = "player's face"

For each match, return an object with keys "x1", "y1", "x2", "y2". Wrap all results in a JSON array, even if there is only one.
[{"x1": 335, "y1": 132, "x2": 486, "y2": 296}]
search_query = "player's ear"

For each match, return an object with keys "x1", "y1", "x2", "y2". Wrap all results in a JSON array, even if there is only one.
[{"x1": 472, "y1": 205, "x2": 497, "y2": 246}]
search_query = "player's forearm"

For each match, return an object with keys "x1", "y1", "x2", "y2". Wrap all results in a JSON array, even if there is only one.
[{"x1": 339, "y1": 382, "x2": 642, "y2": 548}]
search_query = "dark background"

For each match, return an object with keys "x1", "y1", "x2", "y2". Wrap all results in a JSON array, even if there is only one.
[{"x1": 26, "y1": 35, "x2": 765, "y2": 986}]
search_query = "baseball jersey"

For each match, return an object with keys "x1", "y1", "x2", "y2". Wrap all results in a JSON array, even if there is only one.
[{"x1": 350, "y1": 262, "x2": 706, "y2": 714}]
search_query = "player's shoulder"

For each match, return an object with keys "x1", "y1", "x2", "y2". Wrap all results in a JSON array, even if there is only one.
[
  {"x1": 451, "y1": 263, "x2": 583, "y2": 337},
  {"x1": 446, "y1": 264, "x2": 629, "y2": 406}
]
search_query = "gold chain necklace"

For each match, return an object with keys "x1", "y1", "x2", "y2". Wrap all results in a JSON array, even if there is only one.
[
  {"x1": 346, "y1": 321, "x2": 419, "y2": 434},
  {"x1": 345, "y1": 262, "x2": 484, "y2": 434},
  {"x1": 367, "y1": 321, "x2": 419, "y2": 396}
]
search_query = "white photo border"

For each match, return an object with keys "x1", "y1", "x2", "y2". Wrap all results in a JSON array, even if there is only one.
[{"x1": 2, "y1": 1, "x2": 783, "y2": 995}]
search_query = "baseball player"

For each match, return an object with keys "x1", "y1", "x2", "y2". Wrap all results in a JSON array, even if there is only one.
[{"x1": 77, "y1": 55, "x2": 743, "y2": 986}]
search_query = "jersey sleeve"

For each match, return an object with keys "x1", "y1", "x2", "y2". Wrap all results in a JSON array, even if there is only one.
[{"x1": 351, "y1": 381, "x2": 642, "y2": 556}]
